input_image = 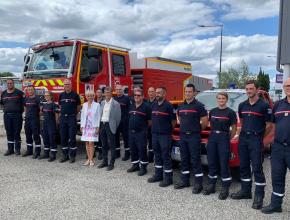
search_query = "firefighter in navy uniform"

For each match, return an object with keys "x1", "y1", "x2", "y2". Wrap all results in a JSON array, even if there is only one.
[
  {"x1": 59, "y1": 79, "x2": 81, "y2": 163},
  {"x1": 147, "y1": 87, "x2": 176, "y2": 187},
  {"x1": 203, "y1": 92, "x2": 237, "y2": 200},
  {"x1": 174, "y1": 84, "x2": 208, "y2": 193},
  {"x1": 39, "y1": 91, "x2": 59, "y2": 161},
  {"x1": 147, "y1": 87, "x2": 156, "y2": 163},
  {"x1": 127, "y1": 89, "x2": 151, "y2": 176},
  {"x1": 262, "y1": 78, "x2": 290, "y2": 214},
  {"x1": 231, "y1": 80, "x2": 272, "y2": 210},
  {"x1": 0, "y1": 79, "x2": 24, "y2": 156},
  {"x1": 114, "y1": 84, "x2": 131, "y2": 161},
  {"x1": 22, "y1": 85, "x2": 42, "y2": 159}
]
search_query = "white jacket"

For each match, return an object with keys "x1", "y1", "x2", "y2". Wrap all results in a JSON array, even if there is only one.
[{"x1": 80, "y1": 101, "x2": 101, "y2": 128}]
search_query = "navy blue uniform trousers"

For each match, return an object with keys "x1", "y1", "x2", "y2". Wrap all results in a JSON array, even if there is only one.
[
  {"x1": 130, "y1": 129, "x2": 148, "y2": 166},
  {"x1": 60, "y1": 115, "x2": 77, "y2": 158},
  {"x1": 207, "y1": 132, "x2": 231, "y2": 187},
  {"x1": 4, "y1": 112, "x2": 22, "y2": 153},
  {"x1": 270, "y1": 141, "x2": 290, "y2": 207},
  {"x1": 25, "y1": 117, "x2": 41, "y2": 155},
  {"x1": 238, "y1": 133, "x2": 266, "y2": 196},
  {"x1": 179, "y1": 133, "x2": 203, "y2": 184}
]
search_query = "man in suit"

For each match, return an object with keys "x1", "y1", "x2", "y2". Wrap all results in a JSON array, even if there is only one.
[{"x1": 98, "y1": 86, "x2": 121, "y2": 171}]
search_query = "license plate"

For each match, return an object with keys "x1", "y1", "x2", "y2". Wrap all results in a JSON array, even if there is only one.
[{"x1": 172, "y1": 146, "x2": 180, "y2": 155}]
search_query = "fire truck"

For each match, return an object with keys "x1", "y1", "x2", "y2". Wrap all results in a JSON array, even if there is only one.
[{"x1": 22, "y1": 39, "x2": 192, "y2": 104}]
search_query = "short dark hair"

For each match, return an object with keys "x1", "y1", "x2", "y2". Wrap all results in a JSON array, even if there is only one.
[
  {"x1": 104, "y1": 86, "x2": 112, "y2": 93},
  {"x1": 27, "y1": 85, "x2": 35, "y2": 91},
  {"x1": 246, "y1": 80, "x2": 259, "y2": 88},
  {"x1": 6, "y1": 79, "x2": 14, "y2": 83},
  {"x1": 135, "y1": 89, "x2": 143, "y2": 96},
  {"x1": 185, "y1": 83, "x2": 196, "y2": 91},
  {"x1": 157, "y1": 86, "x2": 167, "y2": 92}
]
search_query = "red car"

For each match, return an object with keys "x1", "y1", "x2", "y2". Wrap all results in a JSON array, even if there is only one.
[{"x1": 171, "y1": 89, "x2": 274, "y2": 168}]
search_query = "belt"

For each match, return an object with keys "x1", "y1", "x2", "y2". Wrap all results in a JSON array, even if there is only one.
[
  {"x1": 241, "y1": 131, "x2": 260, "y2": 136},
  {"x1": 275, "y1": 139, "x2": 290, "y2": 147},
  {"x1": 211, "y1": 130, "x2": 229, "y2": 134},
  {"x1": 181, "y1": 131, "x2": 199, "y2": 135},
  {"x1": 61, "y1": 114, "x2": 76, "y2": 117}
]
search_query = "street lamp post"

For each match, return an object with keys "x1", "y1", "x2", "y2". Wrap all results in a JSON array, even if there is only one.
[{"x1": 198, "y1": 24, "x2": 224, "y2": 87}]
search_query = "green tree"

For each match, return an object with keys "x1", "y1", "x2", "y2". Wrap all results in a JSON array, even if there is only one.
[
  {"x1": 256, "y1": 67, "x2": 270, "y2": 92},
  {"x1": 0, "y1": 72, "x2": 14, "y2": 77},
  {"x1": 218, "y1": 61, "x2": 254, "y2": 89}
]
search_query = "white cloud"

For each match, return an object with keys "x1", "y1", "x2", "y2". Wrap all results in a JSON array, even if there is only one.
[
  {"x1": 211, "y1": 0, "x2": 279, "y2": 20},
  {"x1": 0, "y1": 47, "x2": 27, "y2": 73}
]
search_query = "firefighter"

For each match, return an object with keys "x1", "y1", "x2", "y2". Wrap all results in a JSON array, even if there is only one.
[
  {"x1": 114, "y1": 84, "x2": 131, "y2": 161},
  {"x1": 127, "y1": 89, "x2": 151, "y2": 176},
  {"x1": 59, "y1": 79, "x2": 81, "y2": 163},
  {"x1": 261, "y1": 78, "x2": 290, "y2": 214},
  {"x1": 174, "y1": 84, "x2": 208, "y2": 193},
  {"x1": 22, "y1": 85, "x2": 42, "y2": 158},
  {"x1": 147, "y1": 87, "x2": 156, "y2": 163},
  {"x1": 231, "y1": 80, "x2": 272, "y2": 210},
  {"x1": 39, "y1": 91, "x2": 59, "y2": 161},
  {"x1": 203, "y1": 92, "x2": 237, "y2": 200},
  {"x1": 0, "y1": 79, "x2": 24, "y2": 156},
  {"x1": 148, "y1": 87, "x2": 176, "y2": 187},
  {"x1": 95, "y1": 88, "x2": 103, "y2": 160}
]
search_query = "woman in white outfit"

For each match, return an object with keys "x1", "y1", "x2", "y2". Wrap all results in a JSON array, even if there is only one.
[{"x1": 80, "y1": 90, "x2": 101, "y2": 166}]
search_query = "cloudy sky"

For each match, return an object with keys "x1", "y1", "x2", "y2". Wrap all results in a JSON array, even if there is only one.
[{"x1": 0, "y1": 0, "x2": 280, "y2": 81}]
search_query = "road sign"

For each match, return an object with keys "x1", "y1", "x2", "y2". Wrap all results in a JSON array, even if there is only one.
[{"x1": 276, "y1": 74, "x2": 283, "y2": 83}]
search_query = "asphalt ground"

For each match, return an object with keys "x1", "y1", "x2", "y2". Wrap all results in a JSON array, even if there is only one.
[{"x1": 0, "y1": 132, "x2": 290, "y2": 219}]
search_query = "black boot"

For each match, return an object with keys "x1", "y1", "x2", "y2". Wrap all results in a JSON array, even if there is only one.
[
  {"x1": 219, "y1": 187, "x2": 229, "y2": 200},
  {"x1": 261, "y1": 204, "x2": 282, "y2": 214},
  {"x1": 4, "y1": 143, "x2": 14, "y2": 156},
  {"x1": 174, "y1": 181, "x2": 190, "y2": 189},
  {"x1": 231, "y1": 190, "x2": 252, "y2": 200},
  {"x1": 39, "y1": 150, "x2": 49, "y2": 159},
  {"x1": 159, "y1": 178, "x2": 173, "y2": 187},
  {"x1": 252, "y1": 195, "x2": 264, "y2": 210},
  {"x1": 203, "y1": 184, "x2": 216, "y2": 195},
  {"x1": 122, "y1": 150, "x2": 130, "y2": 161},
  {"x1": 98, "y1": 160, "x2": 108, "y2": 168},
  {"x1": 22, "y1": 145, "x2": 33, "y2": 157},
  {"x1": 59, "y1": 155, "x2": 69, "y2": 163},
  {"x1": 107, "y1": 161, "x2": 115, "y2": 171},
  {"x1": 69, "y1": 158, "x2": 76, "y2": 163},
  {"x1": 127, "y1": 164, "x2": 140, "y2": 173},
  {"x1": 192, "y1": 183, "x2": 203, "y2": 194},
  {"x1": 138, "y1": 165, "x2": 147, "y2": 176},
  {"x1": 148, "y1": 175, "x2": 163, "y2": 183}
]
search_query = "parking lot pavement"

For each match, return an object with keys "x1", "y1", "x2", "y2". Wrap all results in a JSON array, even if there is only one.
[{"x1": 0, "y1": 135, "x2": 289, "y2": 220}]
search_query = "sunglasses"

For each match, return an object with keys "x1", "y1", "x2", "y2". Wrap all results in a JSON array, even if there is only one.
[{"x1": 134, "y1": 94, "x2": 142, "y2": 97}]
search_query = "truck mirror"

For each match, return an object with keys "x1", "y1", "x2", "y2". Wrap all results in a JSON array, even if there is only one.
[
  {"x1": 24, "y1": 65, "x2": 28, "y2": 72},
  {"x1": 24, "y1": 55, "x2": 30, "y2": 64},
  {"x1": 88, "y1": 47, "x2": 99, "y2": 58},
  {"x1": 88, "y1": 59, "x2": 100, "y2": 75}
]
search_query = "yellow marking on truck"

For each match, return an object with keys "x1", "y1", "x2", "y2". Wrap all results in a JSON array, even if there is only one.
[
  {"x1": 48, "y1": 79, "x2": 56, "y2": 86},
  {"x1": 34, "y1": 80, "x2": 48, "y2": 87},
  {"x1": 56, "y1": 79, "x2": 64, "y2": 86}
]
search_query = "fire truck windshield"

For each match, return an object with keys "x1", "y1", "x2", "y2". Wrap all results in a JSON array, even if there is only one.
[{"x1": 26, "y1": 45, "x2": 73, "y2": 78}]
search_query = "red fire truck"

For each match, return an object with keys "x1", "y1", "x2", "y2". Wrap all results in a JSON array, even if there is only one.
[{"x1": 22, "y1": 39, "x2": 192, "y2": 104}]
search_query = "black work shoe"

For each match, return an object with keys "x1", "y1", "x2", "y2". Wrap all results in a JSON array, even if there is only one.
[
  {"x1": 203, "y1": 184, "x2": 216, "y2": 195},
  {"x1": 138, "y1": 168, "x2": 147, "y2": 176},
  {"x1": 98, "y1": 161, "x2": 108, "y2": 168},
  {"x1": 32, "y1": 154, "x2": 39, "y2": 159},
  {"x1": 127, "y1": 164, "x2": 140, "y2": 173},
  {"x1": 97, "y1": 154, "x2": 103, "y2": 161},
  {"x1": 48, "y1": 157, "x2": 56, "y2": 162},
  {"x1": 38, "y1": 155, "x2": 49, "y2": 160},
  {"x1": 22, "y1": 151, "x2": 32, "y2": 157},
  {"x1": 69, "y1": 158, "x2": 75, "y2": 163},
  {"x1": 122, "y1": 155, "x2": 130, "y2": 161},
  {"x1": 4, "y1": 151, "x2": 14, "y2": 156},
  {"x1": 59, "y1": 157, "x2": 69, "y2": 163},
  {"x1": 261, "y1": 204, "x2": 282, "y2": 214},
  {"x1": 159, "y1": 179, "x2": 173, "y2": 187},
  {"x1": 252, "y1": 195, "x2": 264, "y2": 210},
  {"x1": 230, "y1": 190, "x2": 252, "y2": 200},
  {"x1": 148, "y1": 175, "x2": 163, "y2": 183},
  {"x1": 219, "y1": 187, "x2": 229, "y2": 200},
  {"x1": 107, "y1": 164, "x2": 114, "y2": 171},
  {"x1": 15, "y1": 151, "x2": 20, "y2": 156},
  {"x1": 192, "y1": 183, "x2": 203, "y2": 194},
  {"x1": 174, "y1": 181, "x2": 190, "y2": 189}
]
